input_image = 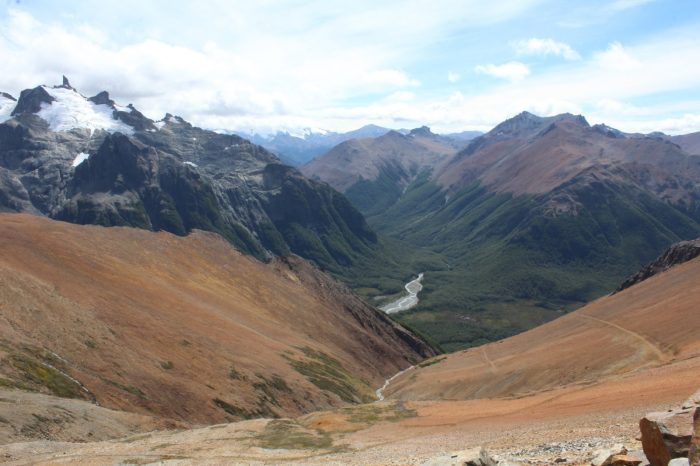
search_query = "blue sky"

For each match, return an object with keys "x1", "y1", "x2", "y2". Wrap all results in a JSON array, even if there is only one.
[{"x1": 1, "y1": 0, "x2": 699, "y2": 134}]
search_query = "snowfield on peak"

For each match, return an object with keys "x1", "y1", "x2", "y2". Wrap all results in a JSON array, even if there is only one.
[
  {"x1": 0, "y1": 94, "x2": 15, "y2": 123},
  {"x1": 71, "y1": 152, "x2": 90, "y2": 167},
  {"x1": 37, "y1": 87, "x2": 134, "y2": 134}
]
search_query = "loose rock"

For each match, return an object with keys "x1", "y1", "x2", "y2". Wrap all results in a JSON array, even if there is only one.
[
  {"x1": 421, "y1": 447, "x2": 498, "y2": 466},
  {"x1": 689, "y1": 407, "x2": 699, "y2": 466},
  {"x1": 640, "y1": 409, "x2": 693, "y2": 466},
  {"x1": 591, "y1": 445, "x2": 627, "y2": 466}
]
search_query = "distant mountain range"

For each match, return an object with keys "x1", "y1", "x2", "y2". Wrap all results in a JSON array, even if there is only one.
[
  {"x1": 302, "y1": 126, "x2": 463, "y2": 215},
  {"x1": 0, "y1": 78, "x2": 392, "y2": 281},
  {"x1": 237, "y1": 125, "x2": 480, "y2": 166},
  {"x1": 4, "y1": 77, "x2": 700, "y2": 354},
  {"x1": 305, "y1": 110, "x2": 700, "y2": 350}
]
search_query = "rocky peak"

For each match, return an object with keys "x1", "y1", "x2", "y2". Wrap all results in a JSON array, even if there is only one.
[
  {"x1": 58, "y1": 75, "x2": 75, "y2": 91},
  {"x1": 88, "y1": 91, "x2": 115, "y2": 107},
  {"x1": 616, "y1": 239, "x2": 700, "y2": 292},
  {"x1": 378, "y1": 129, "x2": 408, "y2": 141},
  {"x1": 11, "y1": 86, "x2": 55, "y2": 116},
  {"x1": 593, "y1": 123, "x2": 627, "y2": 139},
  {"x1": 115, "y1": 104, "x2": 156, "y2": 132},
  {"x1": 556, "y1": 113, "x2": 589, "y2": 127},
  {"x1": 490, "y1": 111, "x2": 545, "y2": 136},
  {"x1": 408, "y1": 126, "x2": 434, "y2": 138}
]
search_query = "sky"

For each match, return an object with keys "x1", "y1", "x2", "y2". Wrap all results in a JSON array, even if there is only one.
[{"x1": 1, "y1": 0, "x2": 699, "y2": 135}]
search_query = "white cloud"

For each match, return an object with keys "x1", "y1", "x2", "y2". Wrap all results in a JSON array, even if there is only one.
[
  {"x1": 593, "y1": 41, "x2": 640, "y2": 70},
  {"x1": 0, "y1": 3, "x2": 546, "y2": 133},
  {"x1": 475, "y1": 61, "x2": 530, "y2": 81},
  {"x1": 607, "y1": 0, "x2": 657, "y2": 12},
  {"x1": 447, "y1": 71, "x2": 461, "y2": 83},
  {"x1": 1, "y1": 4, "x2": 699, "y2": 137},
  {"x1": 512, "y1": 38, "x2": 581, "y2": 60}
]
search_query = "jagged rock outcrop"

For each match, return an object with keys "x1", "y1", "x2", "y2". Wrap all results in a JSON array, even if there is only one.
[
  {"x1": 690, "y1": 407, "x2": 700, "y2": 466},
  {"x1": 640, "y1": 399, "x2": 696, "y2": 466},
  {"x1": 0, "y1": 79, "x2": 385, "y2": 274},
  {"x1": 616, "y1": 239, "x2": 700, "y2": 292},
  {"x1": 11, "y1": 85, "x2": 54, "y2": 115}
]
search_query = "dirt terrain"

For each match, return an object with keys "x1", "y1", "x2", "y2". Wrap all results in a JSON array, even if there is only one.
[
  {"x1": 386, "y1": 252, "x2": 700, "y2": 401},
  {"x1": 0, "y1": 214, "x2": 434, "y2": 435},
  {"x1": 1, "y1": 237, "x2": 698, "y2": 464}
]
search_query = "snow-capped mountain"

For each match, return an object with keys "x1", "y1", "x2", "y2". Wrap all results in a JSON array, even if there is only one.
[
  {"x1": 0, "y1": 92, "x2": 16, "y2": 123},
  {"x1": 238, "y1": 124, "x2": 481, "y2": 166},
  {"x1": 0, "y1": 77, "x2": 382, "y2": 275},
  {"x1": 238, "y1": 124, "x2": 395, "y2": 166}
]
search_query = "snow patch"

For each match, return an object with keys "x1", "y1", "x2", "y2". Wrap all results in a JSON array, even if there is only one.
[
  {"x1": 183, "y1": 161, "x2": 198, "y2": 167},
  {"x1": 287, "y1": 127, "x2": 330, "y2": 139},
  {"x1": 71, "y1": 152, "x2": 90, "y2": 167},
  {"x1": 38, "y1": 86, "x2": 134, "y2": 134},
  {"x1": 0, "y1": 94, "x2": 15, "y2": 123},
  {"x1": 154, "y1": 120, "x2": 165, "y2": 130}
]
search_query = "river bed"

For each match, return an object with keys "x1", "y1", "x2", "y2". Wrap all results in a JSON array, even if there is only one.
[{"x1": 379, "y1": 273, "x2": 424, "y2": 314}]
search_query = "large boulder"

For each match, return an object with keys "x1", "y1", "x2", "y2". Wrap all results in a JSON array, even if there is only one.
[
  {"x1": 640, "y1": 408, "x2": 694, "y2": 466},
  {"x1": 689, "y1": 408, "x2": 699, "y2": 466},
  {"x1": 591, "y1": 446, "x2": 644, "y2": 466}
]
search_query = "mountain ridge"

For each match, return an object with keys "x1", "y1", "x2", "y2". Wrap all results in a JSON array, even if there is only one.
[
  {"x1": 0, "y1": 79, "x2": 395, "y2": 282},
  {"x1": 359, "y1": 111, "x2": 700, "y2": 350}
]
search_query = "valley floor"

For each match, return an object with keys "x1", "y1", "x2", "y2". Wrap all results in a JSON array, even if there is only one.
[{"x1": 1, "y1": 351, "x2": 697, "y2": 465}]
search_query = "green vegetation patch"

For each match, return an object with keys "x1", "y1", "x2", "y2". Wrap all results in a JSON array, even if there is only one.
[
  {"x1": 417, "y1": 356, "x2": 447, "y2": 368},
  {"x1": 257, "y1": 419, "x2": 333, "y2": 450},
  {"x1": 99, "y1": 376, "x2": 147, "y2": 400},
  {"x1": 159, "y1": 360, "x2": 174, "y2": 370},
  {"x1": 9, "y1": 354, "x2": 85, "y2": 399},
  {"x1": 341, "y1": 401, "x2": 417, "y2": 426},
  {"x1": 212, "y1": 398, "x2": 254, "y2": 419},
  {"x1": 252, "y1": 373, "x2": 292, "y2": 407},
  {"x1": 286, "y1": 347, "x2": 373, "y2": 404}
]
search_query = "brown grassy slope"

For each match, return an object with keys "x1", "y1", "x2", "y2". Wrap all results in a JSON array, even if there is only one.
[
  {"x1": 670, "y1": 131, "x2": 700, "y2": 155},
  {"x1": 0, "y1": 214, "x2": 434, "y2": 426},
  {"x1": 0, "y1": 388, "x2": 165, "y2": 444},
  {"x1": 385, "y1": 253, "x2": 700, "y2": 401},
  {"x1": 301, "y1": 131, "x2": 455, "y2": 192}
]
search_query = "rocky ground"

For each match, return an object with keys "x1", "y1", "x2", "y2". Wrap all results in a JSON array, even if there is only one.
[{"x1": 0, "y1": 389, "x2": 688, "y2": 465}]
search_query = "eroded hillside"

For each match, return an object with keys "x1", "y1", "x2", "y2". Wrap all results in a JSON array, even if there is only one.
[{"x1": 0, "y1": 214, "x2": 435, "y2": 437}]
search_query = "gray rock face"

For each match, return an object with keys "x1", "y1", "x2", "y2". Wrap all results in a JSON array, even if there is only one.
[
  {"x1": 11, "y1": 86, "x2": 55, "y2": 116},
  {"x1": 0, "y1": 81, "x2": 379, "y2": 272}
]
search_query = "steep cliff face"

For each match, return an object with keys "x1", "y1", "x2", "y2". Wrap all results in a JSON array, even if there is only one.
[{"x1": 0, "y1": 80, "x2": 381, "y2": 272}]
